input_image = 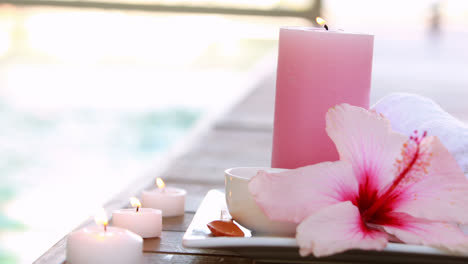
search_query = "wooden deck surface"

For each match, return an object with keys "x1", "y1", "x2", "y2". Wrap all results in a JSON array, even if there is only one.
[
  {"x1": 33, "y1": 49, "x2": 468, "y2": 263},
  {"x1": 33, "y1": 70, "x2": 276, "y2": 263}
]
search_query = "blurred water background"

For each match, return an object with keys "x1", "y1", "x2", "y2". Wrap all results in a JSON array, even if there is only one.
[
  {"x1": 0, "y1": 0, "x2": 467, "y2": 263},
  {"x1": 0, "y1": 3, "x2": 286, "y2": 263}
]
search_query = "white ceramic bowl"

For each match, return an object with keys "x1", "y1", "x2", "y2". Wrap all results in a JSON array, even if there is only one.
[{"x1": 225, "y1": 167, "x2": 297, "y2": 236}]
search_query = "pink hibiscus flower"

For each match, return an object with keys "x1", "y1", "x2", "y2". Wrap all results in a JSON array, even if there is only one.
[{"x1": 249, "y1": 104, "x2": 468, "y2": 257}]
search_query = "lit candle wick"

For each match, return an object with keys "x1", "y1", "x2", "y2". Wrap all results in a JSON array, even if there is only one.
[
  {"x1": 94, "y1": 208, "x2": 109, "y2": 233},
  {"x1": 316, "y1": 17, "x2": 329, "y2": 31},
  {"x1": 130, "y1": 197, "x2": 142, "y2": 213},
  {"x1": 156, "y1": 177, "x2": 166, "y2": 193}
]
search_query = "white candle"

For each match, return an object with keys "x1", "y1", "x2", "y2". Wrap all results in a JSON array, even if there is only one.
[
  {"x1": 141, "y1": 178, "x2": 186, "y2": 217},
  {"x1": 113, "y1": 197, "x2": 162, "y2": 238},
  {"x1": 66, "y1": 208, "x2": 143, "y2": 264}
]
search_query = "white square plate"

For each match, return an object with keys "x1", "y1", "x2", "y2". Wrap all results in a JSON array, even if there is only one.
[{"x1": 182, "y1": 190, "x2": 468, "y2": 263}]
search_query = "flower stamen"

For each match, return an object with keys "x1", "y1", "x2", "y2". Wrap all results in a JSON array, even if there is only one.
[{"x1": 362, "y1": 130, "x2": 428, "y2": 222}]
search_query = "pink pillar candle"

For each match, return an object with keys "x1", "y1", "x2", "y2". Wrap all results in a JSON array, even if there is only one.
[{"x1": 271, "y1": 27, "x2": 374, "y2": 169}]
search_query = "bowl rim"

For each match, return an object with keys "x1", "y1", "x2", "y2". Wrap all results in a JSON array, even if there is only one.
[{"x1": 224, "y1": 167, "x2": 288, "y2": 180}]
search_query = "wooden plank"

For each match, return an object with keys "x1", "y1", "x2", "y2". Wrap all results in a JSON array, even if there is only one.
[
  {"x1": 34, "y1": 70, "x2": 275, "y2": 262},
  {"x1": 38, "y1": 248, "x2": 252, "y2": 264},
  {"x1": 245, "y1": 248, "x2": 468, "y2": 264},
  {"x1": 34, "y1": 182, "x2": 217, "y2": 263},
  {"x1": 40, "y1": 253, "x2": 252, "y2": 264},
  {"x1": 165, "y1": 129, "x2": 272, "y2": 184},
  {"x1": 60, "y1": 254, "x2": 252, "y2": 264},
  {"x1": 143, "y1": 253, "x2": 252, "y2": 264},
  {"x1": 34, "y1": 220, "x2": 226, "y2": 264},
  {"x1": 163, "y1": 213, "x2": 194, "y2": 232}
]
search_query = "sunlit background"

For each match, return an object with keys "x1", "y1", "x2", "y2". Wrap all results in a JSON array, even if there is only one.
[{"x1": 0, "y1": 0, "x2": 467, "y2": 263}]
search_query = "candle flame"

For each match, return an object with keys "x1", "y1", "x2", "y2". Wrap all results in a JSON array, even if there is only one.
[
  {"x1": 316, "y1": 17, "x2": 327, "y2": 26},
  {"x1": 156, "y1": 177, "x2": 165, "y2": 190},
  {"x1": 94, "y1": 208, "x2": 108, "y2": 227},
  {"x1": 130, "y1": 197, "x2": 141, "y2": 209}
]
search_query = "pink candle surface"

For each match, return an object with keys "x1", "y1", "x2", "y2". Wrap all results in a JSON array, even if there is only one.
[{"x1": 271, "y1": 27, "x2": 374, "y2": 169}]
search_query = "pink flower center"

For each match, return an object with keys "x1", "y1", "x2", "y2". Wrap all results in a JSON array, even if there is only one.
[{"x1": 354, "y1": 131, "x2": 428, "y2": 228}]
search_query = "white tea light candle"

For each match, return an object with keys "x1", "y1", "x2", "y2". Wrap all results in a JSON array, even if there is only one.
[
  {"x1": 66, "y1": 208, "x2": 143, "y2": 264},
  {"x1": 141, "y1": 178, "x2": 186, "y2": 217},
  {"x1": 113, "y1": 197, "x2": 162, "y2": 238}
]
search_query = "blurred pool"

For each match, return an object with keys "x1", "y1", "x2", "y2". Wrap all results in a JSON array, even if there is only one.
[
  {"x1": 0, "y1": 102, "x2": 200, "y2": 263},
  {"x1": 0, "y1": 3, "x2": 293, "y2": 263}
]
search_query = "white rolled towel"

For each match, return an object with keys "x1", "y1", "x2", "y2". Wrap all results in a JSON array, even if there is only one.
[{"x1": 372, "y1": 93, "x2": 468, "y2": 175}]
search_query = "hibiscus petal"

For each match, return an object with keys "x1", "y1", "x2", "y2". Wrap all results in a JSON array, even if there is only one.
[
  {"x1": 248, "y1": 161, "x2": 357, "y2": 223},
  {"x1": 297, "y1": 201, "x2": 388, "y2": 257},
  {"x1": 393, "y1": 136, "x2": 468, "y2": 224},
  {"x1": 382, "y1": 212, "x2": 468, "y2": 253},
  {"x1": 326, "y1": 104, "x2": 407, "y2": 195}
]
